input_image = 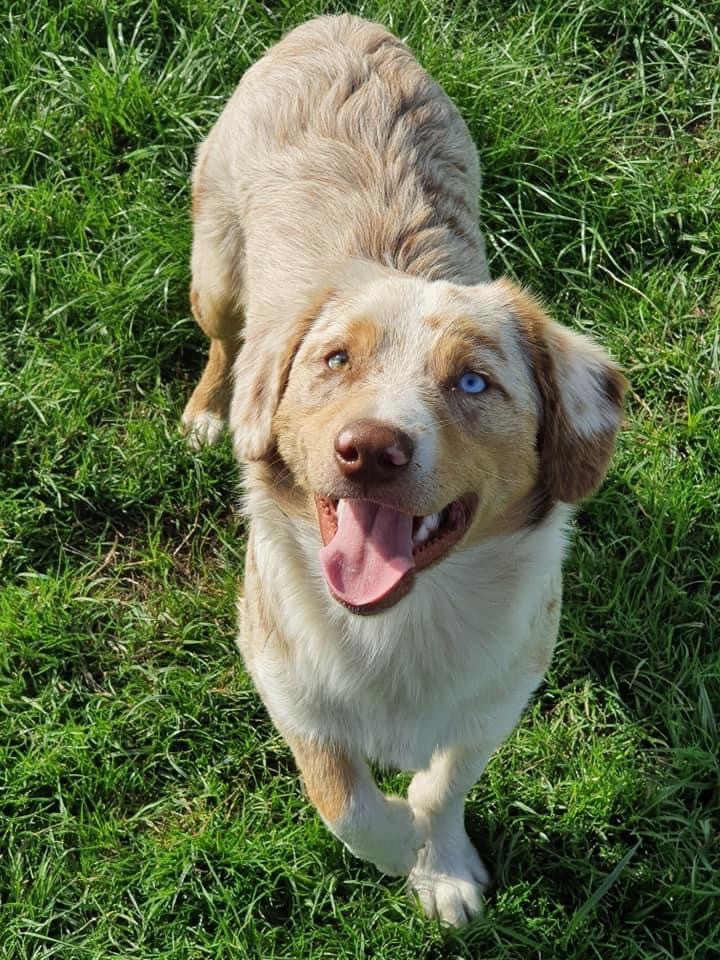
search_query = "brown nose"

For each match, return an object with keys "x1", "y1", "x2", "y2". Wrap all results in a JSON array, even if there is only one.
[{"x1": 334, "y1": 419, "x2": 414, "y2": 482}]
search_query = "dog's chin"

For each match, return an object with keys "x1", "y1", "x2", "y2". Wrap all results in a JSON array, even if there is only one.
[{"x1": 314, "y1": 494, "x2": 478, "y2": 615}]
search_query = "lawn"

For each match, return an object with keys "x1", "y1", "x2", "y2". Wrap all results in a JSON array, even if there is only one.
[{"x1": 1, "y1": 0, "x2": 718, "y2": 957}]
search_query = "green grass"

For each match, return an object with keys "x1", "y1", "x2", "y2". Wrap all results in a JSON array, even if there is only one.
[{"x1": 1, "y1": 0, "x2": 718, "y2": 956}]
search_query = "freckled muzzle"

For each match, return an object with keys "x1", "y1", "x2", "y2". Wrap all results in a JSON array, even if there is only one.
[{"x1": 314, "y1": 494, "x2": 478, "y2": 614}]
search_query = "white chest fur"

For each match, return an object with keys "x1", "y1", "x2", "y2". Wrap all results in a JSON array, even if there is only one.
[{"x1": 240, "y1": 494, "x2": 571, "y2": 771}]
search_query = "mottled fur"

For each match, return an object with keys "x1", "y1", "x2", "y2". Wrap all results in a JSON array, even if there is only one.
[{"x1": 183, "y1": 15, "x2": 627, "y2": 926}]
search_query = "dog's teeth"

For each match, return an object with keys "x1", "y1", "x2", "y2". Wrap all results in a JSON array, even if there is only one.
[
  {"x1": 413, "y1": 512, "x2": 443, "y2": 546},
  {"x1": 413, "y1": 522, "x2": 430, "y2": 544},
  {"x1": 424, "y1": 512, "x2": 440, "y2": 531},
  {"x1": 336, "y1": 500, "x2": 346, "y2": 521}
]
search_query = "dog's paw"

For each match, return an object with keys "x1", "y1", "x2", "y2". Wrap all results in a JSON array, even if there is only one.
[
  {"x1": 407, "y1": 829, "x2": 488, "y2": 926},
  {"x1": 372, "y1": 798, "x2": 430, "y2": 876},
  {"x1": 342, "y1": 796, "x2": 429, "y2": 877},
  {"x1": 182, "y1": 410, "x2": 225, "y2": 450}
]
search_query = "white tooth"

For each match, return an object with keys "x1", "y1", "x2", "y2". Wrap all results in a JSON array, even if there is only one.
[
  {"x1": 414, "y1": 522, "x2": 430, "y2": 544},
  {"x1": 336, "y1": 500, "x2": 346, "y2": 522},
  {"x1": 424, "y1": 512, "x2": 440, "y2": 531}
]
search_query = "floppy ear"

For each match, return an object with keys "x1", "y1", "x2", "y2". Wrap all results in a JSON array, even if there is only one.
[
  {"x1": 499, "y1": 280, "x2": 628, "y2": 503},
  {"x1": 230, "y1": 283, "x2": 336, "y2": 462}
]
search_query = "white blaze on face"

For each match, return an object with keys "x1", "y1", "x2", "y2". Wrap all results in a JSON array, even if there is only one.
[{"x1": 333, "y1": 273, "x2": 455, "y2": 485}]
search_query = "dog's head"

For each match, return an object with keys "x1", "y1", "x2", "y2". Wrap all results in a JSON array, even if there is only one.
[{"x1": 231, "y1": 261, "x2": 627, "y2": 613}]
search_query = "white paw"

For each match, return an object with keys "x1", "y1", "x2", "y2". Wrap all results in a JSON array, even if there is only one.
[
  {"x1": 407, "y1": 829, "x2": 489, "y2": 926},
  {"x1": 342, "y1": 797, "x2": 430, "y2": 877},
  {"x1": 182, "y1": 410, "x2": 224, "y2": 450}
]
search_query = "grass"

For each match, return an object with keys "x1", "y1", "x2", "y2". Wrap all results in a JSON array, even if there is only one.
[{"x1": 1, "y1": 0, "x2": 718, "y2": 956}]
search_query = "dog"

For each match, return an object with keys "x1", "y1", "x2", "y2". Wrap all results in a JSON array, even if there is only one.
[{"x1": 182, "y1": 14, "x2": 627, "y2": 926}]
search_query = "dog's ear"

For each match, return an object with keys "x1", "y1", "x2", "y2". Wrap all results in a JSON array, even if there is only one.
[
  {"x1": 230, "y1": 283, "x2": 336, "y2": 462},
  {"x1": 499, "y1": 280, "x2": 628, "y2": 503}
]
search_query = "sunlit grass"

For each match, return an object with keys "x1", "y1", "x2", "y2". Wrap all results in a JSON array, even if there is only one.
[{"x1": 1, "y1": 1, "x2": 718, "y2": 957}]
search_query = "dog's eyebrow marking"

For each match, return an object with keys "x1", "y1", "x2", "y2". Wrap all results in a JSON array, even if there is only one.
[
  {"x1": 345, "y1": 315, "x2": 383, "y2": 356},
  {"x1": 465, "y1": 332, "x2": 506, "y2": 359},
  {"x1": 423, "y1": 316, "x2": 507, "y2": 359}
]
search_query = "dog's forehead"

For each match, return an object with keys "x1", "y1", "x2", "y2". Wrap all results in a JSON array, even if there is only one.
[
  {"x1": 316, "y1": 278, "x2": 517, "y2": 360},
  {"x1": 416, "y1": 281, "x2": 520, "y2": 340}
]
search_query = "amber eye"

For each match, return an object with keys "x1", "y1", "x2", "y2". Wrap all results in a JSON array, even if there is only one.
[{"x1": 327, "y1": 350, "x2": 349, "y2": 370}]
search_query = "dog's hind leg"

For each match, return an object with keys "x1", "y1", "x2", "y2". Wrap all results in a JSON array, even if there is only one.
[
  {"x1": 287, "y1": 735, "x2": 429, "y2": 877},
  {"x1": 182, "y1": 153, "x2": 245, "y2": 450}
]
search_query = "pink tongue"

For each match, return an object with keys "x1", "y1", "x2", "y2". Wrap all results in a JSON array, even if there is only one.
[{"x1": 319, "y1": 500, "x2": 414, "y2": 607}]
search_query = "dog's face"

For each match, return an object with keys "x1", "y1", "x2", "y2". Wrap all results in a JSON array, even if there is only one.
[{"x1": 233, "y1": 262, "x2": 627, "y2": 613}]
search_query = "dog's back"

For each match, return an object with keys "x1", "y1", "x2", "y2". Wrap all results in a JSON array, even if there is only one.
[{"x1": 194, "y1": 14, "x2": 487, "y2": 312}]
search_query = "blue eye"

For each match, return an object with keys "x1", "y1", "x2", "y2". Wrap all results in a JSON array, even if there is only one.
[{"x1": 457, "y1": 371, "x2": 488, "y2": 394}]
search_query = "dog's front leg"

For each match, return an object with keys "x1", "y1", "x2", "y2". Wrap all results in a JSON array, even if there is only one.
[
  {"x1": 287, "y1": 735, "x2": 429, "y2": 876},
  {"x1": 406, "y1": 745, "x2": 494, "y2": 926}
]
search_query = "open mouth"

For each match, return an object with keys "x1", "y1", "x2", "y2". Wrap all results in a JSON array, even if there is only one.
[{"x1": 315, "y1": 494, "x2": 477, "y2": 614}]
